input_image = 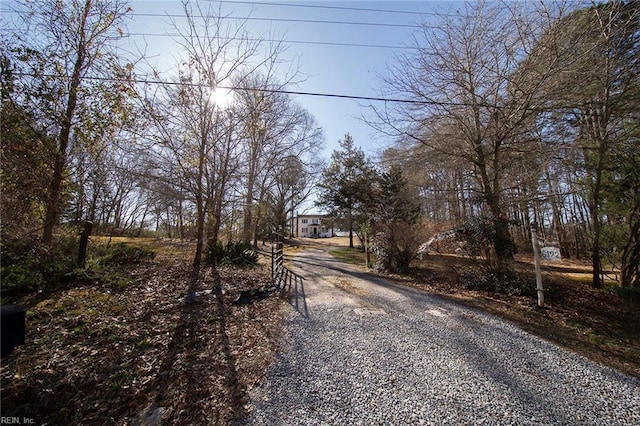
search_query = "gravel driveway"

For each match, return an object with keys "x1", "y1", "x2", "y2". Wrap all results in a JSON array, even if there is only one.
[{"x1": 243, "y1": 246, "x2": 640, "y2": 425}]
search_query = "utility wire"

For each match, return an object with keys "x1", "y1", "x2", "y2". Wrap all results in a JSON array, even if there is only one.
[
  {"x1": 129, "y1": 12, "x2": 422, "y2": 28},
  {"x1": 212, "y1": 0, "x2": 433, "y2": 16},
  {"x1": 122, "y1": 31, "x2": 413, "y2": 50},
  {"x1": 1, "y1": 1, "x2": 445, "y2": 18},
  {"x1": 1, "y1": 8, "x2": 422, "y2": 29},
  {"x1": 2, "y1": 26, "x2": 413, "y2": 49},
  {"x1": 14, "y1": 72, "x2": 461, "y2": 106}
]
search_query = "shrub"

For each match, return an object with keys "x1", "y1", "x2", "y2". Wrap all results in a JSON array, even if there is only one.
[
  {"x1": 206, "y1": 240, "x2": 258, "y2": 266},
  {"x1": 1, "y1": 263, "x2": 43, "y2": 294},
  {"x1": 455, "y1": 216, "x2": 518, "y2": 269},
  {"x1": 371, "y1": 224, "x2": 423, "y2": 275},
  {"x1": 75, "y1": 242, "x2": 155, "y2": 290},
  {"x1": 0, "y1": 237, "x2": 156, "y2": 299},
  {"x1": 614, "y1": 286, "x2": 640, "y2": 303},
  {"x1": 460, "y1": 270, "x2": 535, "y2": 296},
  {"x1": 91, "y1": 242, "x2": 155, "y2": 266},
  {"x1": 1, "y1": 235, "x2": 77, "y2": 301}
]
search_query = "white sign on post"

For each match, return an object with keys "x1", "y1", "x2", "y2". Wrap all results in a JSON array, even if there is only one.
[{"x1": 541, "y1": 246, "x2": 561, "y2": 262}]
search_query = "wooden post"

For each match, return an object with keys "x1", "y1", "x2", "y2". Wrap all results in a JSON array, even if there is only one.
[
  {"x1": 365, "y1": 232, "x2": 371, "y2": 268},
  {"x1": 531, "y1": 222, "x2": 544, "y2": 308},
  {"x1": 77, "y1": 221, "x2": 93, "y2": 268}
]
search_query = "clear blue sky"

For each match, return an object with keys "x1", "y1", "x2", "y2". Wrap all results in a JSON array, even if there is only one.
[{"x1": 125, "y1": 1, "x2": 456, "y2": 159}]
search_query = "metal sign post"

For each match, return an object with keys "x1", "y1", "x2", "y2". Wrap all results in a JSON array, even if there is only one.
[{"x1": 531, "y1": 222, "x2": 544, "y2": 308}]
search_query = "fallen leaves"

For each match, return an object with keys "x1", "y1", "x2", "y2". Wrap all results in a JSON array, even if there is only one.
[{"x1": 1, "y1": 254, "x2": 286, "y2": 425}]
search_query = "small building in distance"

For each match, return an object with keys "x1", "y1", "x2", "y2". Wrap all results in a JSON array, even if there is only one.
[{"x1": 295, "y1": 214, "x2": 333, "y2": 238}]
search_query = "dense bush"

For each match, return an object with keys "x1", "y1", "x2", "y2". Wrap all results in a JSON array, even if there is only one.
[
  {"x1": 459, "y1": 270, "x2": 535, "y2": 296},
  {"x1": 206, "y1": 240, "x2": 259, "y2": 266},
  {"x1": 90, "y1": 242, "x2": 155, "y2": 266},
  {"x1": 75, "y1": 242, "x2": 155, "y2": 290},
  {"x1": 1, "y1": 235, "x2": 77, "y2": 301},
  {"x1": 1, "y1": 236, "x2": 156, "y2": 301},
  {"x1": 614, "y1": 286, "x2": 640, "y2": 303},
  {"x1": 455, "y1": 216, "x2": 519, "y2": 269}
]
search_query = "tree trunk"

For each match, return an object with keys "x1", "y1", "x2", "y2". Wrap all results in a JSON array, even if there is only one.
[
  {"x1": 192, "y1": 124, "x2": 209, "y2": 280},
  {"x1": 476, "y1": 141, "x2": 514, "y2": 270},
  {"x1": 42, "y1": 0, "x2": 90, "y2": 246},
  {"x1": 193, "y1": 192, "x2": 205, "y2": 280},
  {"x1": 585, "y1": 116, "x2": 608, "y2": 289},
  {"x1": 620, "y1": 222, "x2": 640, "y2": 288},
  {"x1": 348, "y1": 209, "x2": 354, "y2": 248}
]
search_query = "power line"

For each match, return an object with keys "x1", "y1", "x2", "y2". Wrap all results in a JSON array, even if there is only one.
[
  {"x1": 212, "y1": 0, "x2": 432, "y2": 16},
  {"x1": 2, "y1": 7, "x2": 429, "y2": 29},
  {"x1": 1, "y1": 1, "x2": 444, "y2": 18},
  {"x1": 2, "y1": 26, "x2": 415, "y2": 50},
  {"x1": 14, "y1": 72, "x2": 455, "y2": 106},
  {"x1": 129, "y1": 12, "x2": 422, "y2": 29},
  {"x1": 122, "y1": 31, "x2": 413, "y2": 50}
]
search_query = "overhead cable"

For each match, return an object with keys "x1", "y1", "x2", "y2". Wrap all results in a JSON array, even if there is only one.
[
  {"x1": 122, "y1": 31, "x2": 413, "y2": 50},
  {"x1": 129, "y1": 12, "x2": 422, "y2": 28},
  {"x1": 212, "y1": 0, "x2": 430, "y2": 16},
  {"x1": 14, "y1": 72, "x2": 463, "y2": 106}
]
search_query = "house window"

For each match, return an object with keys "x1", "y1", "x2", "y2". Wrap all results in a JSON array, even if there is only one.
[
  {"x1": 302, "y1": 219, "x2": 308, "y2": 224},
  {"x1": 312, "y1": 219, "x2": 319, "y2": 224},
  {"x1": 302, "y1": 227, "x2": 308, "y2": 233}
]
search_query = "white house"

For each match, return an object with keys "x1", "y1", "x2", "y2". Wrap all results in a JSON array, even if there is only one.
[{"x1": 296, "y1": 214, "x2": 333, "y2": 238}]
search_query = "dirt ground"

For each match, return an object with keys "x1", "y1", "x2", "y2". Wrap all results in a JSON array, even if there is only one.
[
  {"x1": 1, "y1": 244, "x2": 285, "y2": 425},
  {"x1": 404, "y1": 253, "x2": 639, "y2": 378}
]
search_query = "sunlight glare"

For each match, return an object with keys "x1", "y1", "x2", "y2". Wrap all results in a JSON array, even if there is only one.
[{"x1": 209, "y1": 87, "x2": 234, "y2": 109}]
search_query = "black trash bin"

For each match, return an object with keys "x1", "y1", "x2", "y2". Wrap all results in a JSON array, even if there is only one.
[{"x1": 1, "y1": 304, "x2": 27, "y2": 357}]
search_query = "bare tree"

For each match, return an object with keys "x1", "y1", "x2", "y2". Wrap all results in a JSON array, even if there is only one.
[
  {"x1": 234, "y1": 73, "x2": 323, "y2": 246},
  {"x1": 4, "y1": 0, "x2": 134, "y2": 245},
  {"x1": 370, "y1": 1, "x2": 570, "y2": 270},
  {"x1": 267, "y1": 154, "x2": 322, "y2": 235},
  {"x1": 140, "y1": 1, "x2": 300, "y2": 277},
  {"x1": 526, "y1": 0, "x2": 640, "y2": 287}
]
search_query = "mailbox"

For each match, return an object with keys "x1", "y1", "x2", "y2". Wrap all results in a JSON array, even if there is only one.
[{"x1": 1, "y1": 304, "x2": 27, "y2": 357}]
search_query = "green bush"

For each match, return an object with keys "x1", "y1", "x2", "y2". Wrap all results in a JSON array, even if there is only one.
[
  {"x1": 206, "y1": 240, "x2": 258, "y2": 266},
  {"x1": 91, "y1": 242, "x2": 155, "y2": 266},
  {"x1": 75, "y1": 242, "x2": 155, "y2": 290},
  {"x1": 460, "y1": 270, "x2": 535, "y2": 296},
  {"x1": 0, "y1": 237, "x2": 156, "y2": 299},
  {"x1": 1, "y1": 236, "x2": 77, "y2": 301},
  {"x1": 1, "y1": 264, "x2": 43, "y2": 294},
  {"x1": 614, "y1": 286, "x2": 640, "y2": 303}
]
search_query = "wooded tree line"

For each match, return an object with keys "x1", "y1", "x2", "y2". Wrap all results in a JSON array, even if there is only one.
[
  {"x1": 1, "y1": 0, "x2": 323, "y2": 274},
  {"x1": 316, "y1": 1, "x2": 638, "y2": 287},
  {"x1": 1, "y1": 0, "x2": 638, "y2": 289},
  {"x1": 367, "y1": 0, "x2": 639, "y2": 287}
]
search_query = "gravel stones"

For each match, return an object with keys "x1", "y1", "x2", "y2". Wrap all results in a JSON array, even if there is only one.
[{"x1": 243, "y1": 249, "x2": 640, "y2": 425}]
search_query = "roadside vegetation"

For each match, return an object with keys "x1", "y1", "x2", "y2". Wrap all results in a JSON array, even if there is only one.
[{"x1": 1, "y1": 236, "x2": 284, "y2": 424}]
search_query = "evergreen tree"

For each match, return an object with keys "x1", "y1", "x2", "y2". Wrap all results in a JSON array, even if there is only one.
[
  {"x1": 316, "y1": 134, "x2": 376, "y2": 248},
  {"x1": 369, "y1": 166, "x2": 422, "y2": 274}
]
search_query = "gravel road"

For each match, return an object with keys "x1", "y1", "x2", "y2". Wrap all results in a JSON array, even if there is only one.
[{"x1": 243, "y1": 246, "x2": 640, "y2": 425}]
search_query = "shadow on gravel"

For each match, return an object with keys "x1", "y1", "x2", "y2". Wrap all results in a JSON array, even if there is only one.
[
  {"x1": 452, "y1": 314, "x2": 573, "y2": 423},
  {"x1": 282, "y1": 270, "x2": 310, "y2": 319}
]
